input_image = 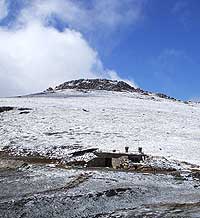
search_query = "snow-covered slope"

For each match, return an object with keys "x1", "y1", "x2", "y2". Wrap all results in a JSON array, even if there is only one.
[{"x1": 0, "y1": 87, "x2": 200, "y2": 165}]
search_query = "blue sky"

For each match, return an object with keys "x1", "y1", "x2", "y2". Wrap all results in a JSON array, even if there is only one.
[
  {"x1": 0, "y1": 0, "x2": 199, "y2": 100},
  {"x1": 95, "y1": 0, "x2": 200, "y2": 100}
]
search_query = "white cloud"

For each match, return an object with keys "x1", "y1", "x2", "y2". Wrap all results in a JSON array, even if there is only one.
[
  {"x1": 19, "y1": 0, "x2": 144, "y2": 32},
  {"x1": 0, "y1": 21, "x2": 105, "y2": 96},
  {"x1": 0, "y1": 0, "x2": 140, "y2": 96},
  {"x1": 0, "y1": 0, "x2": 7, "y2": 20}
]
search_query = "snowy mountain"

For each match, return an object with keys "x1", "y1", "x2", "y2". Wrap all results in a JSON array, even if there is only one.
[
  {"x1": 0, "y1": 79, "x2": 199, "y2": 166},
  {"x1": 1, "y1": 79, "x2": 200, "y2": 217}
]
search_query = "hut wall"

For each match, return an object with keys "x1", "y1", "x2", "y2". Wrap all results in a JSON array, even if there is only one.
[{"x1": 87, "y1": 157, "x2": 112, "y2": 167}]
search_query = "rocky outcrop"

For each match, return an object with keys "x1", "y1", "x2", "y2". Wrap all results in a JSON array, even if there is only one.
[
  {"x1": 45, "y1": 87, "x2": 54, "y2": 92},
  {"x1": 156, "y1": 93, "x2": 177, "y2": 101},
  {"x1": 55, "y1": 79, "x2": 139, "y2": 92},
  {"x1": 0, "y1": 106, "x2": 14, "y2": 113},
  {"x1": 45, "y1": 79, "x2": 180, "y2": 102},
  {"x1": 0, "y1": 107, "x2": 33, "y2": 114}
]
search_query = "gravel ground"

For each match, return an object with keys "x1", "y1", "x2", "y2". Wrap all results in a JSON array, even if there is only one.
[{"x1": 0, "y1": 160, "x2": 200, "y2": 218}]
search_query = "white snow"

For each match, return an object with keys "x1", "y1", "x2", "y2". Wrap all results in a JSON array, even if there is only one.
[{"x1": 0, "y1": 89, "x2": 200, "y2": 165}]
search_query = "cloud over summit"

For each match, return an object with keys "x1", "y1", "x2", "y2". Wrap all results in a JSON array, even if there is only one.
[
  {"x1": 0, "y1": 22, "x2": 105, "y2": 95},
  {"x1": 0, "y1": 0, "x2": 141, "y2": 96}
]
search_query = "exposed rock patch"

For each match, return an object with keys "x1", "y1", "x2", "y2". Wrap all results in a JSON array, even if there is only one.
[
  {"x1": 88, "y1": 188, "x2": 132, "y2": 199},
  {"x1": 0, "y1": 107, "x2": 32, "y2": 114},
  {"x1": 18, "y1": 108, "x2": 32, "y2": 115},
  {"x1": 0, "y1": 159, "x2": 28, "y2": 170},
  {"x1": 45, "y1": 87, "x2": 54, "y2": 92},
  {"x1": 19, "y1": 111, "x2": 30, "y2": 115},
  {"x1": 18, "y1": 108, "x2": 32, "y2": 111},
  {"x1": 156, "y1": 93, "x2": 178, "y2": 101},
  {"x1": 192, "y1": 171, "x2": 200, "y2": 180},
  {"x1": 0, "y1": 106, "x2": 14, "y2": 113},
  {"x1": 55, "y1": 79, "x2": 139, "y2": 93}
]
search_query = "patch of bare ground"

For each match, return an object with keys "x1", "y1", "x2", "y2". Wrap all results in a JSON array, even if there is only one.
[
  {"x1": 89, "y1": 202, "x2": 200, "y2": 218},
  {"x1": 21, "y1": 173, "x2": 91, "y2": 198},
  {"x1": 0, "y1": 151, "x2": 61, "y2": 165},
  {"x1": 155, "y1": 201, "x2": 200, "y2": 209}
]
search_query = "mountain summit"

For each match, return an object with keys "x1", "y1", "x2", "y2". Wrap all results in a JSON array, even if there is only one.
[
  {"x1": 44, "y1": 78, "x2": 179, "y2": 101},
  {"x1": 53, "y1": 79, "x2": 139, "y2": 92}
]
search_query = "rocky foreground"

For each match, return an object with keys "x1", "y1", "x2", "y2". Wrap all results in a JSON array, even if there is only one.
[{"x1": 0, "y1": 158, "x2": 200, "y2": 218}]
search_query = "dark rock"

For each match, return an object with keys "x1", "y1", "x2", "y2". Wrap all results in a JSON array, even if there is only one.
[
  {"x1": 88, "y1": 193, "x2": 93, "y2": 198},
  {"x1": 0, "y1": 106, "x2": 14, "y2": 113},
  {"x1": 71, "y1": 148, "x2": 98, "y2": 157},
  {"x1": 19, "y1": 111, "x2": 30, "y2": 114},
  {"x1": 44, "y1": 131, "x2": 68, "y2": 136},
  {"x1": 105, "y1": 189, "x2": 117, "y2": 197},
  {"x1": 55, "y1": 79, "x2": 138, "y2": 93},
  {"x1": 156, "y1": 93, "x2": 178, "y2": 101},
  {"x1": 92, "y1": 188, "x2": 132, "y2": 198},
  {"x1": 192, "y1": 172, "x2": 200, "y2": 180},
  {"x1": 18, "y1": 108, "x2": 32, "y2": 111},
  {"x1": 82, "y1": 108, "x2": 89, "y2": 112},
  {"x1": 46, "y1": 87, "x2": 54, "y2": 92}
]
